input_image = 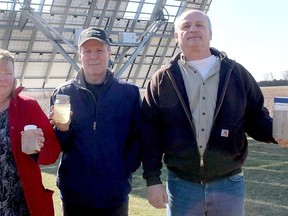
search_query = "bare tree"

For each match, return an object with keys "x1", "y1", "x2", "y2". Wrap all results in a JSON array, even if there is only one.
[
  {"x1": 282, "y1": 70, "x2": 288, "y2": 80},
  {"x1": 263, "y1": 73, "x2": 269, "y2": 81},
  {"x1": 263, "y1": 72, "x2": 274, "y2": 81},
  {"x1": 269, "y1": 72, "x2": 274, "y2": 80}
]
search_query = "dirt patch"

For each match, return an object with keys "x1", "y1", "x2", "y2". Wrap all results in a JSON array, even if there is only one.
[
  {"x1": 20, "y1": 86, "x2": 288, "y2": 117},
  {"x1": 261, "y1": 86, "x2": 288, "y2": 116}
]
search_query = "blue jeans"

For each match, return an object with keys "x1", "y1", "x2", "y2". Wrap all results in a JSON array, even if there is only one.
[{"x1": 166, "y1": 171, "x2": 245, "y2": 216}]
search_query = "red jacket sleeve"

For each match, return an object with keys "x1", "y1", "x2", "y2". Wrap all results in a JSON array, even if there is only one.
[{"x1": 29, "y1": 99, "x2": 61, "y2": 165}]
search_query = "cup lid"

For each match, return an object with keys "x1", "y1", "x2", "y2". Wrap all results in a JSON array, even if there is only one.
[
  {"x1": 56, "y1": 94, "x2": 70, "y2": 99},
  {"x1": 24, "y1": 125, "x2": 37, "y2": 130},
  {"x1": 274, "y1": 97, "x2": 288, "y2": 103}
]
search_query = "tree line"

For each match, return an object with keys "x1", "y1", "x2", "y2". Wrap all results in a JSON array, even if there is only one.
[{"x1": 258, "y1": 71, "x2": 288, "y2": 87}]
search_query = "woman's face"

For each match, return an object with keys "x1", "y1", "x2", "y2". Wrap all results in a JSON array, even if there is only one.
[{"x1": 0, "y1": 59, "x2": 15, "y2": 102}]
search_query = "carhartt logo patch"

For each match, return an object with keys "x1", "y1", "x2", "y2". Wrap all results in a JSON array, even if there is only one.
[{"x1": 221, "y1": 129, "x2": 229, "y2": 137}]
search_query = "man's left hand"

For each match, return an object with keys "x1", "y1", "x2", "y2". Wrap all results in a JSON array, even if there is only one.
[{"x1": 276, "y1": 139, "x2": 288, "y2": 148}]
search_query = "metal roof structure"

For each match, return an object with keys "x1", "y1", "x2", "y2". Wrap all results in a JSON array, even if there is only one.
[{"x1": 0, "y1": 0, "x2": 212, "y2": 90}]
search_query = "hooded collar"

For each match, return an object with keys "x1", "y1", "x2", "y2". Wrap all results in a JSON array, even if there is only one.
[
  {"x1": 167, "y1": 47, "x2": 227, "y2": 70},
  {"x1": 73, "y1": 68, "x2": 114, "y2": 90},
  {"x1": 13, "y1": 86, "x2": 25, "y2": 97}
]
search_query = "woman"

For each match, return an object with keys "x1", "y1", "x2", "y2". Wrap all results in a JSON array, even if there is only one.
[{"x1": 0, "y1": 49, "x2": 61, "y2": 215}]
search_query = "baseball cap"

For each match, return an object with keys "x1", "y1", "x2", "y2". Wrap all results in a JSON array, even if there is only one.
[{"x1": 78, "y1": 27, "x2": 110, "y2": 47}]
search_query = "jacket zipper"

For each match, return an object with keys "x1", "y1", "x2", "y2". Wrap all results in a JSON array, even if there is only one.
[
  {"x1": 200, "y1": 156, "x2": 204, "y2": 184},
  {"x1": 166, "y1": 69, "x2": 205, "y2": 183},
  {"x1": 73, "y1": 69, "x2": 110, "y2": 131},
  {"x1": 166, "y1": 59, "x2": 236, "y2": 184},
  {"x1": 84, "y1": 88, "x2": 98, "y2": 131},
  {"x1": 200, "y1": 60, "x2": 236, "y2": 184}
]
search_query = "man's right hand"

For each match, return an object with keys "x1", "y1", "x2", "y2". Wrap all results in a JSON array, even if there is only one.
[
  {"x1": 48, "y1": 105, "x2": 72, "y2": 132},
  {"x1": 147, "y1": 184, "x2": 168, "y2": 209}
]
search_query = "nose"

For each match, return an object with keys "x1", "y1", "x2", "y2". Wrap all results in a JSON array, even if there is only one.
[
  {"x1": 90, "y1": 52, "x2": 97, "y2": 58},
  {"x1": 89, "y1": 51, "x2": 101, "y2": 59}
]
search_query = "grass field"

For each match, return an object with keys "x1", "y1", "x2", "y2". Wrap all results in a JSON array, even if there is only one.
[
  {"x1": 38, "y1": 86, "x2": 288, "y2": 215},
  {"x1": 41, "y1": 138, "x2": 288, "y2": 216}
]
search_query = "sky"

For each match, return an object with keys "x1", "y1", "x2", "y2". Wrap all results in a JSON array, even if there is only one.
[{"x1": 207, "y1": 0, "x2": 288, "y2": 81}]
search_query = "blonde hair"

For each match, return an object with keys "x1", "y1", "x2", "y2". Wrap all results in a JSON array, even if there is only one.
[
  {"x1": 0, "y1": 49, "x2": 16, "y2": 97},
  {"x1": 0, "y1": 49, "x2": 15, "y2": 66}
]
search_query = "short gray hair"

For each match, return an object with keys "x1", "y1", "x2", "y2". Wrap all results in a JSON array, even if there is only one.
[{"x1": 174, "y1": 9, "x2": 212, "y2": 32}]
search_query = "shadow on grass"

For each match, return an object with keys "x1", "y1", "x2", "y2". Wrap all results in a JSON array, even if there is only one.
[
  {"x1": 244, "y1": 139, "x2": 288, "y2": 216},
  {"x1": 41, "y1": 140, "x2": 288, "y2": 215}
]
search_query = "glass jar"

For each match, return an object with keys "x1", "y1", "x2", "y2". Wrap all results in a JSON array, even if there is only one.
[
  {"x1": 53, "y1": 94, "x2": 71, "y2": 124},
  {"x1": 273, "y1": 97, "x2": 288, "y2": 139},
  {"x1": 21, "y1": 124, "x2": 40, "y2": 154}
]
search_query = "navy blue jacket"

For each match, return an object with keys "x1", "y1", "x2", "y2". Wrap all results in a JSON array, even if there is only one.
[
  {"x1": 51, "y1": 69, "x2": 141, "y2": 208},
  {"x1": 140, "y1": 48, "x2": 276, "y2": 185}
]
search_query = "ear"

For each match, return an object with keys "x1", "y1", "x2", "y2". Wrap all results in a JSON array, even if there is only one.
[
  {"x1": 174, "y1": 32, "x2": 179, "y2": 43},
  {"x1": 108, "y1": 46, "x2": 112, "y2": 56},
  {"x1": 77, "y1": 51, "x2": 82, "y2": 63}
]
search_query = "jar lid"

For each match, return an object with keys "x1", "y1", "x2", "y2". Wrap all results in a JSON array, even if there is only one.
[
  {"x1": 56, "y1": 94, "x2": 70, "y2": 99},
  {"x1": 56, "y1": 94, "x2": 70, "y2": 102},
  {"x1": 274, "y1": 97, "x2": 288, "y2": 104},
  {"x1": 24, "y1": 125, "x2": 37, "y2": 131}
]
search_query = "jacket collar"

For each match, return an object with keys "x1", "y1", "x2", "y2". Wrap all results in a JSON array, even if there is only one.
[
  {"x1": 13, "y1": 86, "x2": 25, "y2": 97},
  {"x1": 73, "y1": 68, "x2": 114, "y2": 89},
  {"x1": 167, "y1": 47, "x2": 227, "y2": 70}
]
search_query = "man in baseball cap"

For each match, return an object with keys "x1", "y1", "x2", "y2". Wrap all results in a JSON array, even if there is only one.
[
  {"x1": 78, "y1": 27, "x2": 110, "y2": 47},
  {"x1": 50, "y1": 26, "x2": 141, "y2": 215}
]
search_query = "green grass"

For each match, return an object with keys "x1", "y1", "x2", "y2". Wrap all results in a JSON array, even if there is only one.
[{"x1": 41, "y1": 139, "x2": 288, "y2": 216}]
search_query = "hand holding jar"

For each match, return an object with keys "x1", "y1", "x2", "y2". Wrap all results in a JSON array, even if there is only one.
[
  {"x1": 21, "y1": 125, "x2": 45, "y2": 154},
  {"x1": 53, "y1": 94, "x2": 71, "y2": 124},
  {"x1": 49, "y1": 94, "x2": 72, "y2": 132}
]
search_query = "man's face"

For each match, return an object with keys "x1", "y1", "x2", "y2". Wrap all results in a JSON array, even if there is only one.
[
  {"x1": 0, "y1": 59, "x2": 14, "y2": 101},
  {"x1": 78, "y1": 39, "x2": 111, "y2": 83},
  {"x1": 174, "y1": 11, "x2": 212, "y2": 53}
]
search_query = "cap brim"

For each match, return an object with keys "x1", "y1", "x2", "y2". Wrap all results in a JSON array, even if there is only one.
[{"x1": 78, "y1": 38, "x2": 109, "y2": 47}]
